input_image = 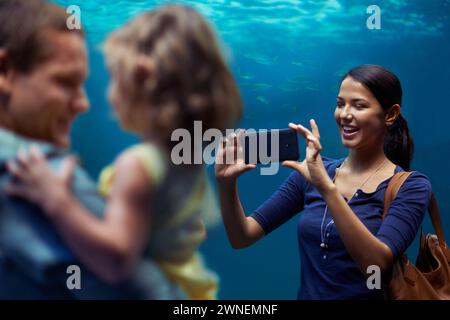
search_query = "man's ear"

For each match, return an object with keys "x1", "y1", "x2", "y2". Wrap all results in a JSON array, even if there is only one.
[
  {"x1": 0, "y1": 48, "x2": 13, "y2": 95},
  {"x1": 385, "y1": 104, "x2": 401, "y2": 126}
]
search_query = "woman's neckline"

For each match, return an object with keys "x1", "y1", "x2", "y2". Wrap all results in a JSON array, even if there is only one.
[{"x1": 332, "y1": 157, "x2": 401, "y2": 198}]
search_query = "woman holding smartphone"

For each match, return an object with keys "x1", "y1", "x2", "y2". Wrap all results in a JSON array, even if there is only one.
[{"x1": 215, "y1": 64, "x2": 432, "y2": 299}]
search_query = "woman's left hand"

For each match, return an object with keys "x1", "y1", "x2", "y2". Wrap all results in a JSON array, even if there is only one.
[
  {"x1": 283, "y1": 119, "x2": 334, "y2": 193},
  {"x1": 4, "y1": 145, "x2": 76, "y2": 215}
]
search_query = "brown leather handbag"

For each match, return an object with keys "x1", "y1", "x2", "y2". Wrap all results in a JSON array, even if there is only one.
[{"x1": 383, "y1": 172, "x2": 450, "y2": 299}]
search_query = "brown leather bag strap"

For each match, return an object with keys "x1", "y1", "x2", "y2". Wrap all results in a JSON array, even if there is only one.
[
  {"x1": 383, "y1": 172, "x2": 447, "y2": 247},
  {"x1": 382, "y1": 172, "x2": 413, "y2": 219},
  {"x1": 428, "y1": 193, "x2": 446, "y2": 247}
]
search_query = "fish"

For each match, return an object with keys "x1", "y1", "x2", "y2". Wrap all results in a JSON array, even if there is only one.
[
  {"x1": 292, "y1": 61, "x2": 306, "y2": 68},
  {"x1": 315, "y1": 0, "x2": 343, "y2": 21},
  {"x1": 235, "y1": 69, "x2": 255, "y2": 80},
  {"x1": 286, "y1": 75, "x2": 313, "y2": 85},
  {"x1": 256, "y1": 96, "x2": 269, "y2": 105},
  {"x1": 291, "y1": 60, "x2": 319, "y2": 69},
  {"x1": 240, "y1": 74, "x2": 254, "y2": 80},
  {"x1": 304, "y1": 85, "x2": 319, "y2": 92},
  {"x1": 241, "y1": 82, "x2": 273, "y2": 91},
  {"x1": 242, "y1": 52, "x2": 278, "y2": 66},
  {"x1": 277, "y1": 83, "x2": 300, "y2": 92}
]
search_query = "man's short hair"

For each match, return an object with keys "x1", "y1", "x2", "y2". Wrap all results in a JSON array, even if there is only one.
[{"x1": 0, "y1": 0, "x2": 84, "y2": 73}]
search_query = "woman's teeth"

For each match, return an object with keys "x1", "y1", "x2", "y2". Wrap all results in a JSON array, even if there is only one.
[
  {"x1": 342, "y1": 125, "x2": 359, "y2": 138},
  {"x1": 343, "y1": 126, "x2": 359, "y2": 133}
]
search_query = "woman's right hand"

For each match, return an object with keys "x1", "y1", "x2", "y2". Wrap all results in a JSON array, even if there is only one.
[
  {"x1": 215, "y1": 130, "x2": 264, "y2": 249},
  {"x1": 215, "y1": 130, "x2": 256, "y2": 185}
]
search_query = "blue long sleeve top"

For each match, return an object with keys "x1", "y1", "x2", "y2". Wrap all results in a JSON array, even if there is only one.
[{"x1": 250, "y1": 157, "x2": 432, "y2": 300}]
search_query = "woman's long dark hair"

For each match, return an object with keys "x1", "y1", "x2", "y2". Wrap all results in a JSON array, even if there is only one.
[{"x1": 342, "y1": 64, "x2": 414, "y2": 171}]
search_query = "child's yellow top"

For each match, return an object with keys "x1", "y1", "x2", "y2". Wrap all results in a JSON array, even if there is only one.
[{"x1": 98, "y1": 143, "x2": 220, "y2": 300}]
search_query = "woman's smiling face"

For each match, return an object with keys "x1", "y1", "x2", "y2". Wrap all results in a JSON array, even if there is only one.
[{"x1": 335, "y1": 76, "x2": 387, "y2": 150}]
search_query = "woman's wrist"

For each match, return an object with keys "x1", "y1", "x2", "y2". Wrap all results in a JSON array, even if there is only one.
[
  {"x1": 217, "y1": 176, "x2": 237, "y2": 189},
  {"x1": 317, "y1": 180, "x2": 337, "y2": 196}
]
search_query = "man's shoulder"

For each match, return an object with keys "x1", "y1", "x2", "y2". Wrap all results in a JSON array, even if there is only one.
[{"x1": 0, "y1": 128, "x2": 58, "y2": 159}]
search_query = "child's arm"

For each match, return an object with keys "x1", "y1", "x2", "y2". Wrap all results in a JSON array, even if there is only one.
[{"x1": 6, "y1": 147, "x2": 153, "y2": 284}]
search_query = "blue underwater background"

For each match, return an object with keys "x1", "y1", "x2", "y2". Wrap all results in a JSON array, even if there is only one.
[{"x1": 52, "y1": 0, "x2": 450, "y2": 299}]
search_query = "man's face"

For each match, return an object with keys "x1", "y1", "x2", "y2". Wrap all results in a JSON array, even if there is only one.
[{"x1": 5, "y1": 30, "x2": 89, "y2": 147}]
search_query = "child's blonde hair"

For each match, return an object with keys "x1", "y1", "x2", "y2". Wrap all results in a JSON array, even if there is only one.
[{"x1": 103, "y1": 4, "x2": 242, "y2": 141}]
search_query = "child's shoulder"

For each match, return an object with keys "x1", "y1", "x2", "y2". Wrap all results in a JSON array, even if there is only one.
[
  {"x1": 119, "y1": 143, "x2": 168, "y2": 186},
  {"x1": 98, "y1": 143, "x2": 167, "y2": 197}
]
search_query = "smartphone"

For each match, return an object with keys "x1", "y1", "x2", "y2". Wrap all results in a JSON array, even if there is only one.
[{"x1": 243, "y1": 128, "x2": 299, "y2": 164}]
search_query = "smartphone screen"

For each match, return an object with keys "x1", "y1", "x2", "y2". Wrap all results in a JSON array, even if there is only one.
[{"x1": 244, "y1": 128, "x2": 299, "y2": 164}]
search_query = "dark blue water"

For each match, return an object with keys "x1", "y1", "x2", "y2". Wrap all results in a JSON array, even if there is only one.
[{"x1": 53, "y1": 0, "x2": 450, "y2": 299}]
